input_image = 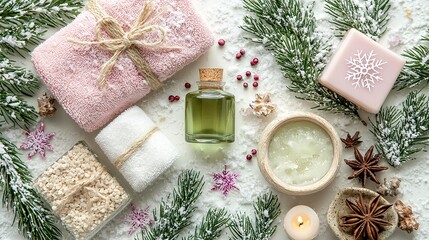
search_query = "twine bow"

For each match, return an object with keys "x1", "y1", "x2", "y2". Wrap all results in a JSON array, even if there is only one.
[{"x1": 69, "y1": 0, "x2": 175, "y2": 89}]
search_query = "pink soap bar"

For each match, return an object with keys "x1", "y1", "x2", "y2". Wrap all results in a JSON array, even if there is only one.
[
  {"x1": 319, "y1": 28, "x2": 405, "y2": 113},
  {"x1": 32, "y1": 0, "x2": 213, "y2": 132}
]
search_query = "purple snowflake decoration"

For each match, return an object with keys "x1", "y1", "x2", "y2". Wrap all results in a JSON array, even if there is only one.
[
  {"x1": 124, "y1": 204, "x2": 154, "y2": 235},
  {"x1": 20, "y1": 122, "x2": 55, "y2": 160},
  {"x1": 211, "y1": 165, "x2": 239, "y2": 196}
]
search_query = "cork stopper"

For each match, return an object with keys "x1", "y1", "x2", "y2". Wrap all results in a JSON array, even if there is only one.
[{"x1": 199, "y1": 68, "x2": 223, "y2": 82}]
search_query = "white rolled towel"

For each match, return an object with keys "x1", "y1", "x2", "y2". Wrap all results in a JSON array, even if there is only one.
[{"x1": 95, "y1": 106, "x2": 178, "y2": 192}]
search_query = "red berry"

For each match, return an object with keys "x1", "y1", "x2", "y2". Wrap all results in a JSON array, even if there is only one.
[
  {"x1": 185, "y1": 82, "x2": 191, "y2": 89},
  {"x1": 253, "y1": 82, "x2": 258, "y2": 88},
  {"x1": 254, "y1": 74, "x2": 259, "y2": 81},
  {"x1": 240, "y1": 49, "x2": 246, "y2": 55},
  {"x1": 237, "y1": 75, "x2": 243, "y2": 81},
  {"x1": 252, "y1": 58, "x2": 259, "y2": 64},
  {"x1": 245, "y1": 71, "x2": 251, "y2": 77},
  {"x1": 251, "y1": 149, "x2": 257, "y2": 155},
  {"x1": 250, "y1": 60, "x2": 256, "y2": 66},
  {"x1": 243, "y1": 82, "x2": 248, "y2": 88},
  {"x1": 236, "y1": 53, "x2": 242, "y2": 59},
  {"x1": 175, "y1": 95, "x2": 180, "y2": 101},
  {"x1": 218, "y1": 39, "x2": 225, "y2": 46},
  {"x1": 246, "y1": 154, "x2": 252, "y2": 160},
  {"x1": 168, "y1": 95, "x2": 175, "y2": 102}
]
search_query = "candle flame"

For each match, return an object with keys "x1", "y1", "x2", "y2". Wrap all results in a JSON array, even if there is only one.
[{"x1": 298, "y1": 216, "x2": 304, "y2": 228}]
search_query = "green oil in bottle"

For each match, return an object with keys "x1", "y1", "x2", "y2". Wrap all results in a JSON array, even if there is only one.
[{"x1": 185, "y1": 68, "x2": 235, "y2": 143}]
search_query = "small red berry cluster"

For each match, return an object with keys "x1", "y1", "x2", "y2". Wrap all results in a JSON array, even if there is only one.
[
  {"x1": 246, "y1": 149, "x2": 257, "y2": 161},
  {"x1": 168, "y1": 83, "x2": 192, "y2": 102},
  {"x1": 218, "y1": 39, "x2": 261, "y2": 88},
  {"x1": 237, "y1": 69, "x2": 259, "y2": 88},
  {"x1": 168, "y1": 95, "x2": 180, "y2": 102}
]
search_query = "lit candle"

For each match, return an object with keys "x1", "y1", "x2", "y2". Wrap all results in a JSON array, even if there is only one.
[
  {"x1": 284, "y1": 205, "x2": 319, "y2": 240},
  {"x1": 268, "y1": 121, "x2": 333, "y2": 186}
]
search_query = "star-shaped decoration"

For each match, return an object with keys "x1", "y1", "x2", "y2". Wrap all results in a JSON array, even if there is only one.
[
  {"x1": 124, "y1": 204, "x2": 153, "y2": 235},
  {"x1": 211, "y1": 165, "x2": 239, "y2": 197},
  {"x1": 344, "y1": 146, "x2": 388, "y2": 187},
  {"x1": 341, "y1": 131, "x2": 362, "y2": 148},
  {"x1": 249, "y1": 93, "x2": 276, "y2": 117},
  {"x1": 20, "y1": 122, "x2": 55, "y2": 160},
  {"x1": 341, "y1": 194, "x2": 392, "y2": 240}
]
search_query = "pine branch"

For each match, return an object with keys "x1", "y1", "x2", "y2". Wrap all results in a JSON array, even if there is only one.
[
  {"x1": 0, "y1": 0, "x2": 83, "y2": 56},
  {"x1": 0, "y1": 136, "x2": 61, "y2": 239},
  {"x1": 242, "y1": 0, "x2": 359, "y2": 118},
  {"x1": 394, "y1": 29, "x2": 429, "y2": 90},
  {"x1": 0, "y1": 22, "x2": 45, "y2": 57},
  {"x1": 137, "y1": 170, "x2": 204, "y2": 240},
  {"x1": 0, "y1": 91, "x2": 38, "y2": 129},
  {"x1": 229, "y1": 192, "x2": 281, "y2": 240},
  {"x1": 0, "y1": 57, "x2": 39, "y2": 96},
  {"x1": 325, "y1": 0, "x2": 391, "y2": 41},
  {"x1": 370, "y1": 91, "x2": 429, "y2": 167},
  {"x1": 182, "y1": 208, "x2": 229, "y2": 240}
]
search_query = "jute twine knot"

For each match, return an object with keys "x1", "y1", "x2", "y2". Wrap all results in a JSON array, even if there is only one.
[{"x1": 69, "y1": 0, "x2": 178, "y2": 90}]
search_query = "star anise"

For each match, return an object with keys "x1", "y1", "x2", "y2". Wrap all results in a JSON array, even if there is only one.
[
  {"x1": 341, "y1": 194, "x2": 392, "y2": 240},
  {"x1": 341, "y1": 131, "x2": 362, "y2": 148},
  {"x1": 344, "y1": 146, "x2": 388, "y2": 187}
]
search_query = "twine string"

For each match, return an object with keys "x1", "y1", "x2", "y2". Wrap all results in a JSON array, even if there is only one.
[
  {"x1": 113, "y1": 126, "x2": 159, "y2": 168},
  {"x1": 68, "y1": 0, "x2": 178, "y2": 89}
]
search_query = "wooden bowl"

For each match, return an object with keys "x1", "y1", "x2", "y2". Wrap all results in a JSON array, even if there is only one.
[
  {"x1": 327, "y1": 187, "x2": 398, "y2": 239},
  {"x1": 257, "y1": 112, "x2": 341, "y2": 195}
]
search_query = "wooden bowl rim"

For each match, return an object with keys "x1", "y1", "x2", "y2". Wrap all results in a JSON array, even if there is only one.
[
  {"x1": 257, "y1": 112, "x2": 342, "y2": 195},
  {"x1": 327, "y1": 187, "x2": 398, "y2": 239}
]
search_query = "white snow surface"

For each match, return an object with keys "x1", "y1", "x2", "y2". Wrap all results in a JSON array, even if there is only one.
[{"x1": 1, "y1": 0, "x2": 429, "y2": 239}]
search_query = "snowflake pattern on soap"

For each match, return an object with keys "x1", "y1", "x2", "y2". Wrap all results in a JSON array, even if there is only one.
[
  {"x1": 20, "y1": 122, "x2": 55, "y2": 160},
  {"x1": 211, "y1": 165, "x2": 239, "y2": 197},
  {"x1": 345, "y1": 50, "x2": 387, "y2": 92}
]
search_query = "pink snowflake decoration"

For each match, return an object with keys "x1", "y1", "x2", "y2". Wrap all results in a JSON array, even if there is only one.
[
  {"x1": 211, "y1": 165, "x2": 239, "y2": 196},
  {"x1": 20, "y1": 122, "x2": 55, "y2": 160},
  {"x1": 124, "y1": 204, "x2": 154, "y2": 235}
]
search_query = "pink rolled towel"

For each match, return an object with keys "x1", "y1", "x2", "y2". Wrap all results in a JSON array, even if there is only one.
[{"x1": 32, "y1": 0, "x2": 213, "y2": 132}]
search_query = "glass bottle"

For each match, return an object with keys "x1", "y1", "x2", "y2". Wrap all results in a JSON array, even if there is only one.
[{"x1": 185, "y1": 68, "x2": 235, "y2": 143}]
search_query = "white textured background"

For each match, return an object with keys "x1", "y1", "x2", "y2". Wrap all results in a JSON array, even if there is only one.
[{"x1": 1, "y1": 0, "x2": 428, "y2": 239}]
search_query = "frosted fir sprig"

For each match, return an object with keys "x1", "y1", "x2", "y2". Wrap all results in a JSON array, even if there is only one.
[
  {"x1": 325, "y1": 0, "x2": 391, "y2": 41},
  {"x1": 137, "y1": 170, "x2": 204, "y2": 240},
  {"x1": 0, "y1": 57, "x2": 39, "y2": 96},
  {"x1": 0, "y1": 136, "x2": 61, "y2": 239},
  {"x1": 242, "y1": 0, "x2": 359, "y2": 118},
  {"x1": 370, "y1": 91, "x2": 429, "y2": 167},
  {"x1": 0, "y1": 0, "x2": 82, "y2": 27},
  {"x1": 0, "y1": 22, "x2": 44, "y2": 57},
  {"x1": 0, "y1": 0, "x2": 83, "y2": 56},
  {"x1": 394, "y1": 29, "x2": 429, "y2": 90},
  {"x1": 229, "y1": 192, "x2": 281, "y2": 240},
  {"x1": 0, "y1": 91, "x2": 38, "y2": 129},
  {"x1": 182, "y1": 208, "x2": 229, "y2": 240}
]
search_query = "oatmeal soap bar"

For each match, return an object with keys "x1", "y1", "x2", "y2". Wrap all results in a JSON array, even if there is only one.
[
  {"x1": 319, "y1": 28, "x2": 405, "y2": 113},
  {"x1": 34, "y1": 142, "x2": 130, "y2": 240}
]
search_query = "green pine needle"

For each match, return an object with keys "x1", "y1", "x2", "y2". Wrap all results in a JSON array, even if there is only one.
[
  {"x1": 0, "y1": 136, "x2": 61, "y2": 239},
  {"x1": 137, "y1": 170, "x2": 204, "y2": 240},
  {"x1": 370, "y1": 91, "x2": 429, "y2": 167},
  {"x1": 0, "y1": 91, "x2": 38, "y2": 129},
  {"x1": 394, "y1": 29, "x2": 429, "y2": 90},
  {"x1": 242, "y1": 0, "x2": 359, "y2": 118},
  {"x1": 0, "y1": 57, "x2": 39, "y2": 96},
  {"x1": 229, "y1": 192, "x2": 281, "y2": 240},
  {"x1": 182, "y1": 208, "x2": 229, "y2": 240},
  {"x1": 0, "y1": 0, "x2": 83, "y2": 56},
  {"x1": 325, "y1": 0, "x2": 391, "y2": 41}
]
